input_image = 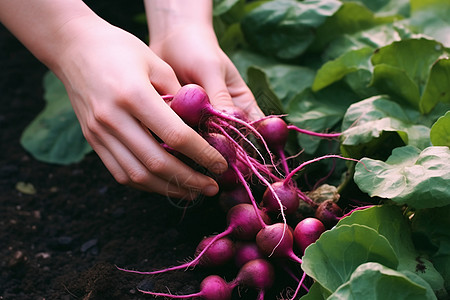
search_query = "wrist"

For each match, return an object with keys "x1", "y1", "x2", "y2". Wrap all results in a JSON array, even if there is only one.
[{"x1": 144, "y1": 0, "x2": 213, "y2": 43}]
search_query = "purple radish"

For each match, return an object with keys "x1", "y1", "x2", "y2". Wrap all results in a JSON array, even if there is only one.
[
  {"x1": 293, "y1": 217, "x2": 326, "y2": 254},
  {"x1": 315, "y1": 199, "x2": 342, "y2": 228},
  {"x1": 256, "y1": 223, "x2": 302, "y2": 265},
  {"x1": 194, "y1": 236, "x2": 235, "y2": 267},
  {"x1": 261, "y1": 181, "x2": 299, "y2": 215},
  {"x1": 256, "y1": 117, "x2": 289, "y2": 153},
  {"x1": 230, "y1": 258, "x2": 275, "y2": 300},
  {"x1": 234, "y1": 241, "x2": 265, "y2": 268}
]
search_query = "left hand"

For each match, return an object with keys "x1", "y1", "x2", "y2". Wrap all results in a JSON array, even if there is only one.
[{"x1": 149, "y1": 24, "x2": 264, "y2": 121}]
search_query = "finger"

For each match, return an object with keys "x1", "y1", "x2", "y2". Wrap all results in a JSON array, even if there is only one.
[
  {"x1": 196, "y1": 61, "x2": 265, "y2": 121},
  {"x1": 126, "y1": 83, "x2": 228, "y2": 175},
  {"x1": 147, "y1": 53, "x2": 181, "y2": 96},
  {"x1": 95, "y1": 107, "x2": 222, "y2": 196},
  {"x1": 89, "y1": 131, "x2": 203, "y2": 199}
]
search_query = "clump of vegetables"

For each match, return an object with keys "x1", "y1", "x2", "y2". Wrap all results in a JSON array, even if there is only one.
[{"x1": 118, "y1": 84, "x2": 367, "y2": 299}]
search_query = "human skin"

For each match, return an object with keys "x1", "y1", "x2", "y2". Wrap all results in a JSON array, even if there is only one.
[
  {"x1": 0, "y1": 0, "x2": 233, "y2": 199},
  {"x1": 145, "y1": 0, "x2": 265, "y2": 122}
]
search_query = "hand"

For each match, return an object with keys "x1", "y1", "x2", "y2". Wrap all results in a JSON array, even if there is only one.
[
  {"x1": 54, "y1": 17, "x2": 227, "y2": 199},
  {"x1": 150, "y1": 24, "x2": 264, "y2": 121}
]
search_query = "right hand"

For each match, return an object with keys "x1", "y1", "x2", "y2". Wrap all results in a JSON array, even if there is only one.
[{"x1": 53, "y1": 17, "x2": 228, "y2": 199}]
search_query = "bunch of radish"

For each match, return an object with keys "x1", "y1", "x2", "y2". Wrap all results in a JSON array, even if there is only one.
[{"x1": 118, "y1": 84, "x2": 362, "y2": 299}]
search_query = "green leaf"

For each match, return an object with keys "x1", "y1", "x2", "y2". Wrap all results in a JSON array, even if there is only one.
[
  {"x1": 371, "y1": 64, "x2": 421, "y2": 108},
  {"x1": 247, "y1": 66, "x2": 284, "y2": 115},
  {"x1": 231, "y1": 50, "x2": 316, "y2": 105},
  {"x1": 430, "y1": 111, "x2": 450, "y2": 147},
  {"x1": 338, "y1": 205, "x2": 445, "y2": 292},
  {"x1": 241, "y1": 0, "x2": 342, "y2": 59},
  {"x1": 412, "y1": 205, "x2": 450, "y2": 294},
  {"x1": 20, "y1": 71, "x2": 92, "y2": 165},
  {"x1": 300, "y1": 281, "x2": 331, "y2": 300},
  {"x1": 340, "y1": 96, "x2": 431, "y2": 158},
  {"x1": 410, "y1": 0, "x2": 450, "y2": 47},
  {"x1": 312, "y1": 47, "x2": 374, "y2": 91},
  {"x1": 213, "y1": 0, "x2": 241, "y2": 16},
  {"x1": 312, "y1": 2, "x2": 396, "y2": 51},
  {"x1": 370, "y1": 38, "x2": 446, "y2": 110},
  {"x1": 322, "y1": 22, "x2": 408, "y2": 61},
  {"x1": 302, "y1": 224, "x2": 399, "y2": 293},
  {"x1": 343, "y1": 0, "x2": 410, "y2": 18},
  {"x1": 287, "y1": 84, "x2": 358, "y2": 154},
  {"x1": 354, "y1": 145, "x2": 450, "y2": 209},
  {"x1": 329, "y1": 263, "x2": 436, "y2": 300},
  {"x1": 420, "y1": 58, "x2": 450, "y2": 114}
]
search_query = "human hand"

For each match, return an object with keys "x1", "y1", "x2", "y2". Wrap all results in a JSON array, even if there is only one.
[
  {"x1": 53, "y1": 17, "x2": 228, "y2": 199},
  {"x1": 146, "y1": 0, "x2": 264, "y2": 122}
]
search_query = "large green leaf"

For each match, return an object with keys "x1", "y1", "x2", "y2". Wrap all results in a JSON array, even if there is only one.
[
  {"x1": 420, "y1": 58, "x2": 450, "y2": 114},
  {"x1": 354, "y1": 145, "x2": 450, "y2": 209},
  {"x1": 370, "y1": 38, "x2": 447, "y2": 111},
  {"x1": 430, "y1": 111, "x2": 450, "y2": 147},
  {"x1": 322, "y1": 22, "x2": 409, "y2": 61},
  {"x1": 343, "y1": 0, "x2": 410, "y2": 18},
  {"x1": 287, "y1": 84, "x2": 358, "y2": 154},
  {"x1": 213, "y1": 0, "x2": 241, "y2": 16},
  {"x1": 410, "y1": 0, "x2": 450, "y2": 47},
  {"x1": 312, "y1": 47, "x2": 374, "y2": 91},
  {"x1": 412, "y1": 205, "x2": 450, "y2": 293},
  {"x1": 20, "y1": 71, "x2": 92, "y2": 165},
  {"x1": 302, "y1": 224, "x2": 399, "y2": 293},
  {"x1": 338, "y1": 205, "x2": 445, "y2": 292},
  {"x1": 299, "y1": 282, "x2": 331, "y2": 300},
  {"x1": 312, "y1": 2, "x2": 396, "y2": 51},
  {"x1": 231, "y1": 50, "x2": 316, "y2": 106},
  {"x1": 340, "y1": 96, "x2": 431, "y2": 158},
  {"x1": 241, "y1": 0, "x2": 342, "y2": 59},
  {"x1": 247, "y1": 67, "x2": 284, "y2": 115},
  {"x1": 329, "y1": 263, "x2": 436, "y2": 300}
]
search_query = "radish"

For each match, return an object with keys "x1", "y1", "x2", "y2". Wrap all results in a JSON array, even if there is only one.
[
  {"x1": 293, "y1": 217, "x2": 326, "y2": 254},
  {"x1": 138, "y1": 274, "x2": 233, "y2": 300},
  {"x1": 256, "y1": 223, "x2": 302, "y2": 265},
  {"x1": 315, "y1": 199, "x2": 342, "y2": 228},
  {"x1": 234, "y1": 241, "x2": 265, "y2": 268},
  {"x1": 204, "y1": 133, "x2": 237, "y2": 165},
  {"x1": 117, "y1": 236, "x2": 235, "y2": 275},
  {"x1": 194, "y1": 236, "x2": 236, "y2": 267},
  {"x1": 256, "y1": 117, "x2": 289, "y2": 153},
  {"x1": 256, "y1": 117, "x2": 290, "y2": 174},
  {"x1": 170, "y1": 84, "x2": 210, "y2": 128},
  {"x1": 170, "y1": 84, "x2": 276, "y2": 164},
  {"x1": 261, "y1": 181, "x2": 299, "y2": 215},
  {"x1": 230, "y1": 259, "x2": 275, "y2": 300}
]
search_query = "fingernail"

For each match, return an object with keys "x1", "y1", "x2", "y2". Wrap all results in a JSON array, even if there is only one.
[
  {"x1": 211, "y1": 162, "x2": 228, "y2": 174},
  {"x1": 203, "y1": 184, "x2": 219, "y2": 197}
]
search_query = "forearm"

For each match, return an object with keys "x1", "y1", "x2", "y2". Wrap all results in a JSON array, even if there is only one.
[
  {"x1": 144, "y1": 0, "x2": 214, "y2": 42},
  {"x1": 0, "y1": 0, "x2": 102, "y2": 72}
]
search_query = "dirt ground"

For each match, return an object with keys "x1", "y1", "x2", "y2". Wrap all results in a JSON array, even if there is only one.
[{"x1": 0, "y1": 2, "x2": 241, "y2": 299}]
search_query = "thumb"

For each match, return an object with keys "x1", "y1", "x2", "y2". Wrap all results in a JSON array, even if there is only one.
[{"x1": 200, "y1": 71, "x2": 265, "y2": 121}]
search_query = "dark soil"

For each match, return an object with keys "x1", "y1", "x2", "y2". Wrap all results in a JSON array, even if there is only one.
[{"x1": 0, "y1": 2, "x2": 234, "y2": 300}]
